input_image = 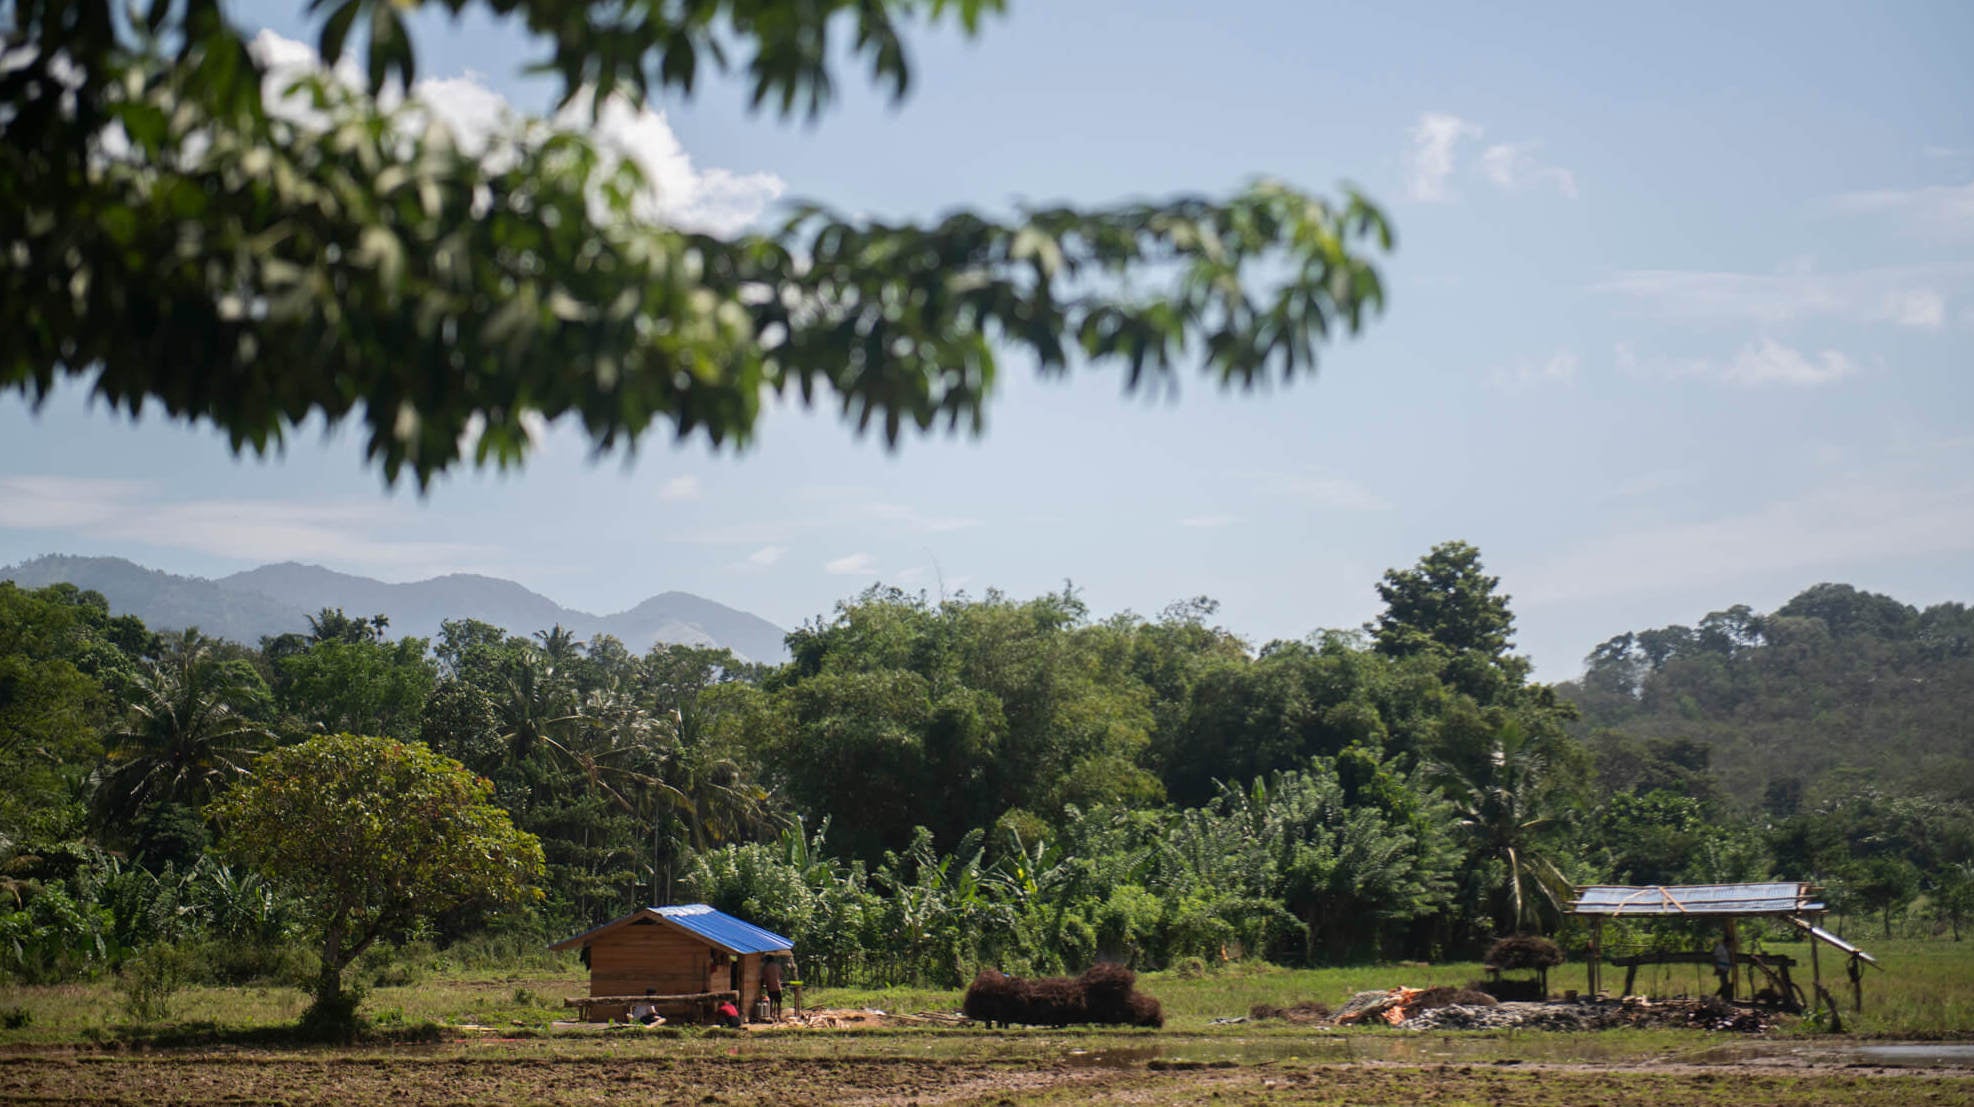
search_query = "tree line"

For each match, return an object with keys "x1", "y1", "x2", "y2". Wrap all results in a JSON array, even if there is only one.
[{"x1": 3, "y1": 543, "x2": 1970, "y2": 1002}]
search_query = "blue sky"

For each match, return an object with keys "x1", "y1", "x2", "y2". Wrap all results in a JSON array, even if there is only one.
[{"x1": 2, "y1": 1, "x2": 1969, "y2": 678}]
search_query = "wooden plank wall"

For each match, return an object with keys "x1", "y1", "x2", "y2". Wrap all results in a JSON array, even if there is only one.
[
  {"x1": 739, "y1": 952, "x2": 760, "y2": 1017},
  {"x1": 589, "y1": 922, "x2": 720, "y2": 997}
]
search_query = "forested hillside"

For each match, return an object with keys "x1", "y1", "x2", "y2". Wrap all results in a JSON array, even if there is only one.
[
  {"x1": 3, "y1": 549, "x2": 1969, "y2": 1009},
  {"x1": 1564, "y1": 584, "x2": 1974, "y2": 806}
]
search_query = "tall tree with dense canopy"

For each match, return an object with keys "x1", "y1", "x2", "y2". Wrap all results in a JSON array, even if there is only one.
[
  {"x1": 1427, "y1": 719, "x2": 1572, "y2": 935},
  {"x1": 2, "y1": 0, "x2": 1393, "y2": 485},
  {"x1": 207, "y1": 733, "x2": 543, "y2": 1032},
  {"x1": 96, "y1": 629, "x2": 274, "y2": 832}
]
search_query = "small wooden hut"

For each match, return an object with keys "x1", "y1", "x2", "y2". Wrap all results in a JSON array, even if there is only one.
[
  {"x1": 1569, "y1": 881, "x2": 1879, "y2": 1018},
  {"x1": 550, "y1": 903, "x2": 793, "y2": 1023}
]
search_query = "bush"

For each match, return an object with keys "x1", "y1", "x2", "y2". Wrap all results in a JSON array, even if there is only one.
[
  {"x1": 174, "y1": 937, "x2": 312, "y2": 986},
  {"x1": 115, "y1": 942, "x2": 197, "y2": 1023}
]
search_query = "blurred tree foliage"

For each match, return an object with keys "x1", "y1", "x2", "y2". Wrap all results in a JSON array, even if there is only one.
[{"x1": 2, "y1": 0, "x2": 1392, "y2": 484}]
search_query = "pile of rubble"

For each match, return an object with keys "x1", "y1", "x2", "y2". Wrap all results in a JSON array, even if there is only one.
[{"x1": 1329, "y1": 988, "x2": 1777, "y2": 1033}]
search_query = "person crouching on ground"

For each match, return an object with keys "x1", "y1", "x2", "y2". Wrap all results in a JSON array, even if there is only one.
[{"x1": 716, "y1": 998, "x2": 742, "y2": 1028}]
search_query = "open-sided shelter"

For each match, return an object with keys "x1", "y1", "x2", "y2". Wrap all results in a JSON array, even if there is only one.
[
  {"x1": 550, "y1": 903, "x2": 793, "y2": 1023},
  {"x1": 1569, "y1": 881, "x2": 1878, "y2": 1017}
]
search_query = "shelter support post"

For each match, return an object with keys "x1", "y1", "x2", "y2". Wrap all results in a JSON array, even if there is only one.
[
  {"x1": 1809, "y1": 921, "x2": 1821, "y2": 996},
  {"x1": 1723, "y1": 918, "x2": 1740, "y2": 1003},
  {"x1": 1589, "y1": 916, "x2": 1603, "y2": 997}
]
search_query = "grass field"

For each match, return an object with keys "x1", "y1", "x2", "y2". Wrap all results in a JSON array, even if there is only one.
[{"x1": 1, "y1": 939, "x2": 1970, "y2": 1104}]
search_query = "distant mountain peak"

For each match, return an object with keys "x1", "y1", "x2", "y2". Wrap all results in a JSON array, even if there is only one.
[{"x1": 4, "y1": 555, "x2": 789, "y2": 662}]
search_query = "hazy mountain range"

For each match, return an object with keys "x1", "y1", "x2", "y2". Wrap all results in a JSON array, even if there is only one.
[{"x1": 1, "y1": 555, "x2": 790, "y2": 662}]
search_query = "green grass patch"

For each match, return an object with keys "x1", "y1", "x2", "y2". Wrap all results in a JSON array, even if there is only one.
[{"x1": 3, "y1": 935, "x2": 1968, "y2": 1048}]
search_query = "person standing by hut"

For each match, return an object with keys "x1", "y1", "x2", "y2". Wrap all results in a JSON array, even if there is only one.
[{"x1": 762, "y1": 954, "x2": 784, "y2": 1021}]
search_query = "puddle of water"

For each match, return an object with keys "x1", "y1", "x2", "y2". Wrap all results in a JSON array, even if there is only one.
[{"x1": 1849, "y1": 1044, "x2": 1974, "y2": 1067}]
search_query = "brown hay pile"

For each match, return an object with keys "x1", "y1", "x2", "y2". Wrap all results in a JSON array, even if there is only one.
[
  {"x1": 962, "y1": 964, "x2": 1164, "y2": 1028},
  {"x1": 960, "y1": 970, "x2": 1021, "y2": 1026},
  {"x1": 1410, "y1": 986, "x2": 1496, "y2": 1012},
  {"x1": 1484, "y1": 935, "x2": 1563, "y2": 971}
]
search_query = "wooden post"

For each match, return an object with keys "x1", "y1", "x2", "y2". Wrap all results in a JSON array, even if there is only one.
[
  {"x1": 1809, "y1": 924, "x2": 1822, "y2": 1009},
  {"x1": 1723, "y1": 918, "x2": 1740, "y2": 1002},
  {"x1": 1589, "y1": 916, "x2": 1603, "y2": 998}
]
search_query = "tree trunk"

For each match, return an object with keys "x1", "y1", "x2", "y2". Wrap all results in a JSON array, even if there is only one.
[{"x1": 318, "y1": 915, "x2": 345, "y2": 1007}]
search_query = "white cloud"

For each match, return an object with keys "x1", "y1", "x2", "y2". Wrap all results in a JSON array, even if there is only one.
[
  {"x1": 1405, "y1": 113, "x2": 1575, "y2": 203},
  {"x1": 1490, "y1": 349, "x2": 1579, "y2": 391},
  {"x1": 0, "y1": 476, "x2": 491, "y2": 572},
  {"x1": 1179, "y1": 514, "x2": 1239, "y2": 528},
  {"x1": 1822, "y1": 179, "x2": 1974, "y2": 239},
  {"x1": 0, "y1": 476, "x2": 144, "y2": 529},
  {"x1": 657, "y1": 475, "x2": 702, "y2": 502},
  {"x1": 1406, "y1": 112, "x2": 1482, "y2": 202},
  {"x1": 1721, "y1": 338, "x2": 1857, "y2": 386},
  {"x1": 1281, "y1": 473, "x2": 1389, "y2": 512},
  {"x1": 1596, "y1": 263, "x2": 1965, "y2": 330},
  {"x1": 1478, "y1": 142, "x2": 1578, "y2": 199},
  {"x1": 1883, "y1": 288, "x2": 1947, "y2": 328},
  {"x1": 824, "y1": 552, "x2": 877, "y2": 576},
  {"x1": 1616, "y1": 338, "x2": 1860, "y2": 388},
  {"x1": 1520, "y1": 477, "x2": 1974, "y2": 606},
  {"x1": 248, "y1": 31, "x2": 785, "y2": 236},
  {"x1": 743, "y1": 545, "x2": 785, "y2": 567}
]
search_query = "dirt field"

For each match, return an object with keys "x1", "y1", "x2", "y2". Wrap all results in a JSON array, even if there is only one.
[{"x1": 2, "y1": 1047, "x2": 1971, "y2": 1105}]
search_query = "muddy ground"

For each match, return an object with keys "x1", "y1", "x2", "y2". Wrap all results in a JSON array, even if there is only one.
[{"x1": 2, "y1": 1048, "x2": 1971, "y2": 1105}]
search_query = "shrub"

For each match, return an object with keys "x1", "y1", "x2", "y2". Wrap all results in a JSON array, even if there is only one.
[{"x1": 115, "y1": 942, "x2": 196, "y2": 1023}]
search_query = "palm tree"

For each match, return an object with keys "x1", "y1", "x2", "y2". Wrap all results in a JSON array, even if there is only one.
[
  {"x1": 97, "y1": 629, "x2": 274, "y2": 825},
  {"x1": 1427, "y1": 720, "x2": 1572, "y2": 934}
]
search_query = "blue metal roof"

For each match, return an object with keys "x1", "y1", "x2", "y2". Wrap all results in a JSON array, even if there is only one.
[
  {"x1": 546, "y1": 903, "x2": 795, "y2": 953},
  {"x1": 654, "y1": 904, "x2": 793, "y2": 954},
  {"x1": 1569, "y1": 882, "x2": 1823, "y2": 917}
]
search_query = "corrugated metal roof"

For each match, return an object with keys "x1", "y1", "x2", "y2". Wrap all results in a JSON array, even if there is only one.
[
  {"x1": 1787, "y1": 916, "x2": 1880, "y2": 966},
  {"x1": 546, "y1": 903, "x2": 795, "y2": 953},
  {"x1": 654, "y1": 904, "x2": 793, "y2": 955},
  {"x1": 1569, "y1": 882, "x2": 1823, "y2": 917}
]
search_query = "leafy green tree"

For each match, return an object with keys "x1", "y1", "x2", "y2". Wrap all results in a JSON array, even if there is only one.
[
  {"x1": 2, "y1": 0, "x2": 1392, "y2": 486},
  {"x1": 96, "y1": 629, "x2": 274, "y2": 835},
  {"x1": 1427, "y1": 719, "x2": 1572, "y2": 935},
  {"x1": 275, "y1": 634, "x2": 436, "y2": 741},
  {"x1": 0, "y1": 584, "x2": 112, "y2": 844},
  {"x1": 1371, "y1": 541, "x2": 1530, "y2": 703},
  {"x1": 207, "y1": 733, "x2": 543, "y2": 1032}
]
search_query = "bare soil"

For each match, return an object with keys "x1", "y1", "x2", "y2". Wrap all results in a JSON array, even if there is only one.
[{"x1": 1, "y1": 1047, "x2": 1970, "y2": 1106}]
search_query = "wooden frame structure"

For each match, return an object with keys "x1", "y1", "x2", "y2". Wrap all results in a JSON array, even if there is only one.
[
  {"x1": 1568, "y1": 882, "x2": 1878, "y2": 1018},
  {"x1": 549, "y1": 903, "x2": 794, "y2": 1024}
]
